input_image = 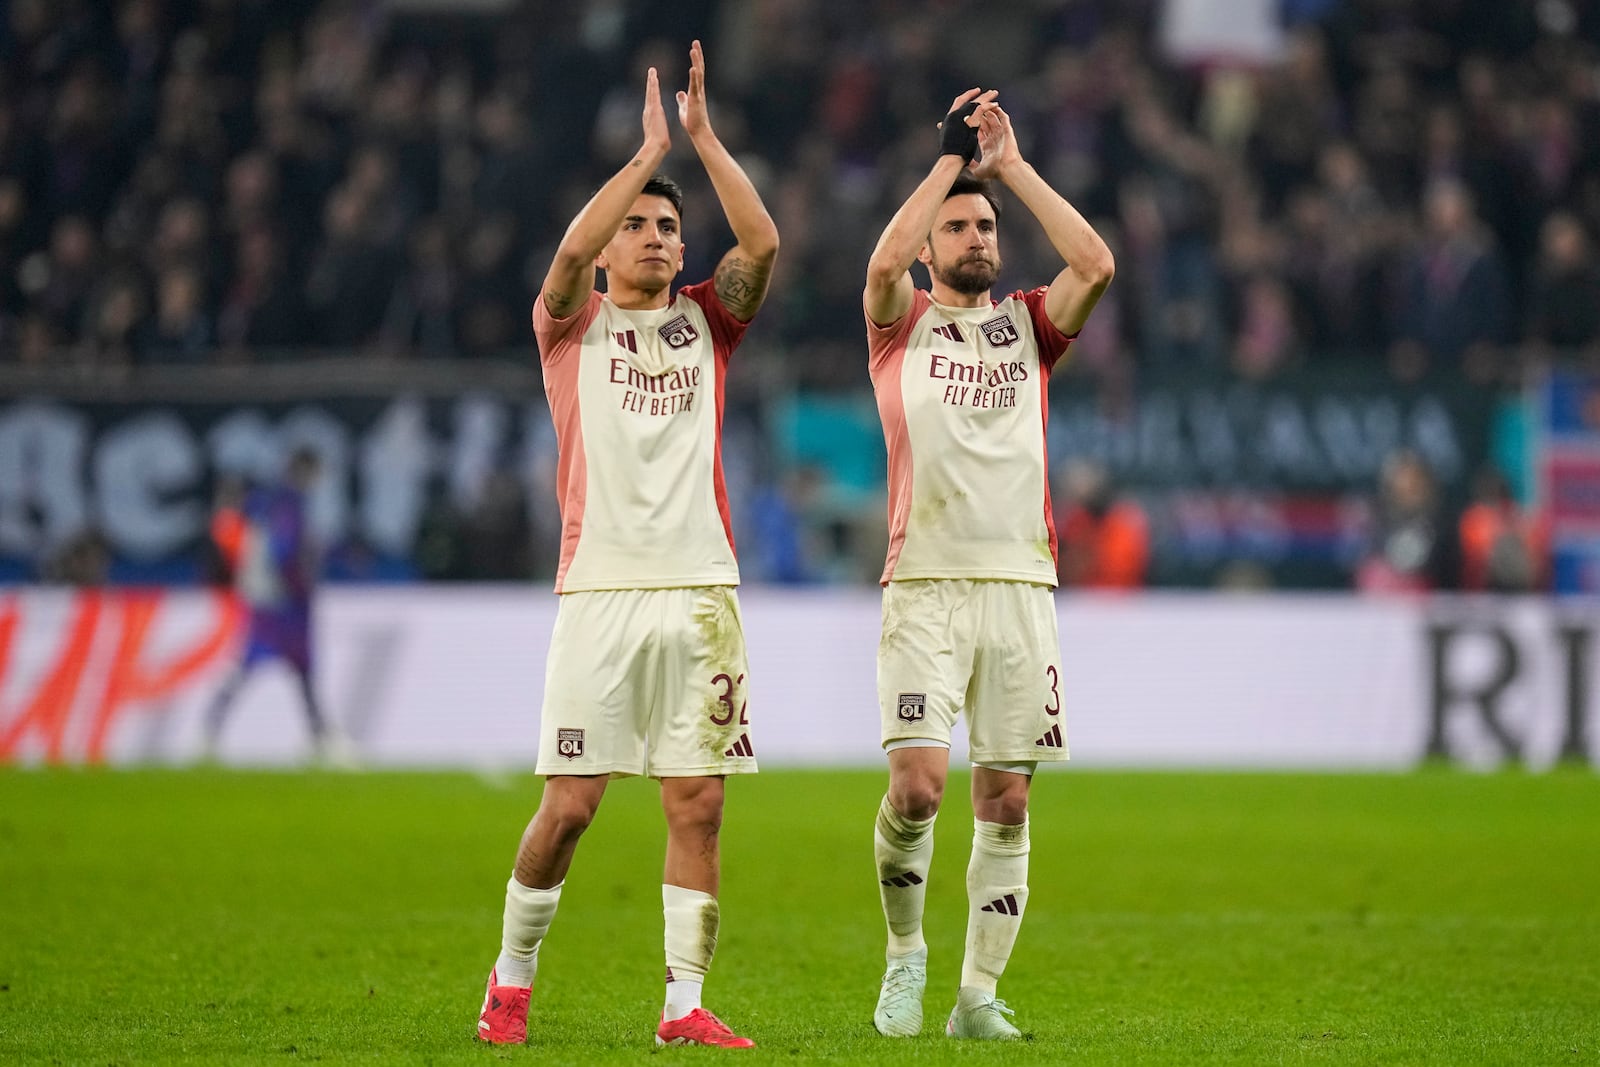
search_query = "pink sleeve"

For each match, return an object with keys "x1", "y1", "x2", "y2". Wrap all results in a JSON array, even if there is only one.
[
  {"x1": 1017, "y1": 287, "x2": 1076, "y2": 371},
  {"x1": 678, "y1": 279, "x2": 749, "y2": 365},
  {"x1": 532, "y1": 291, "x2": 602, "y2": 367},
  {"x1": 866, "y1": 290, "x2": 931, "y2": 371}
]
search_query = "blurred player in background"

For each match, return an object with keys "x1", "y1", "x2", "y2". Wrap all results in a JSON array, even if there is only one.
[
  {"x1": 862, "y1": 89, "x2": 1114, "y2": 1039},
  {"x1": 201, "y1": 448, "x2": 343, "y2": 763},
  {"x1": 474, "y1": 40, "x2": 778, "y2": 1050}
]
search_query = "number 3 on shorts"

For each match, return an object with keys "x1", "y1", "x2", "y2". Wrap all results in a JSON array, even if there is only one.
[{"x1": 710, "y1": 672, "x2": 749, "y2": 726}]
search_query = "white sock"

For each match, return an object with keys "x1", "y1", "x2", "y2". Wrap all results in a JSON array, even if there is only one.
[
  {"x1": 874, "y1": 795, "x2": 936, "y2": 958},
  {"x1": 961, "y1": 819, "x2": 1029, "y2": 994},
  {"x1": 664, "y1": 975, "x2": 704, "y2": 1021},
  {"x1": 663, "y1": 884, "x2": 718, "y2": 1020},
  {"x1": 495, "y1": 876, "x2": 562, "y2": 988}
]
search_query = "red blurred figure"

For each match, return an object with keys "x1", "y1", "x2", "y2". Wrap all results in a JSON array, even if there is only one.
[
  {"x1": 208, "y1": 474, "x2": 248, "y2": 583},
  {"x1": 1054, "y1": 460, "x2": 1149, "y2": 589},
  {"x1": 1457, "y1": 467, "x2": 1548, "y2": 592}
]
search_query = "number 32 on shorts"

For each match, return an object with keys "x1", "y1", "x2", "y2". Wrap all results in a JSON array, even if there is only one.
[{"x1": 710, "y1": 672, "x2": 749, "y2": 726}]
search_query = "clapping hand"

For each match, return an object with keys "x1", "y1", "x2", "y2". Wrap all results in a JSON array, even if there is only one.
[
  {"x1": 642, "y1": 66, "x2": 670, "y2": 153},
  {"x1": 970, "y1": 104, "x2": 1017, "y2": 181},
  {"x1": 677, "y1": 39, "x2": 711, "y2": 137}
]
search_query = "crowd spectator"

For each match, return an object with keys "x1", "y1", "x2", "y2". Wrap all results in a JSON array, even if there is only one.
[
  {"x1": 2, "y1": 0, "x2": 1599, "y2": 590},
  {"x1": 1389, "y1": 177, "x2": 1510, "y2": 383},
  {"x1": 1525, "y1": 211, "x2": 1600, "y2": 361},
  {"x1": 1355, "y1": 448, "x2": 1454, "y2": 594},
  {"x1": 0, "y1": 0, "x2": 1591, "y2": 384}
]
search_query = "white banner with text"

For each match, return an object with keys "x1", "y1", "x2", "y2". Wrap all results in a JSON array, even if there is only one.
[{"x1": 1, "y1": 588, "x2": 1593, "y2": 770}]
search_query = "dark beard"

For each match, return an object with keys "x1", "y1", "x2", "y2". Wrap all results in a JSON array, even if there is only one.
[{"x1": 932, "y1": 256, "x2": 999, "y2": 296}]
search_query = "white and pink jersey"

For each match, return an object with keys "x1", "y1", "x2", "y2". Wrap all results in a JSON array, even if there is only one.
[
  {"x1": 868, "y1": 288, "x2": 1075, "y2": 586},
  {"x1": 535, "y1": 280, "x2": 747, "y2": 593}
]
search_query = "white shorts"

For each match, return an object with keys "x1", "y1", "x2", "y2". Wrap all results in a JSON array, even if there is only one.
[
  {"x1": 878, "y1": 579, "x2": 1068, "y2": 764},
  {"x1": 536, "y1": 586, "x2": 758, "y2": 778}
]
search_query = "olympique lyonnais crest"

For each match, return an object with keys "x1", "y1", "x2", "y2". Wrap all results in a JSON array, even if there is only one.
[
  {"x1": 897, "y1": 692, "x2": 926, "y2": 723},
  {"x1": 658, "y1": 315, "x2": 700, "y2": 349},
  {"x1": 557, "y1": 728, "x2": 585, "y2": 760},
  {"x1": 980, "y1": 314, "x2": 1020, "y2": 348}
]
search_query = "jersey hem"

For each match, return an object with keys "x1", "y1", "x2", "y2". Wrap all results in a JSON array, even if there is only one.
[
  {"x1": 535, "y1": 763, "x2": 641, "y2": 779},
  {"x1": 880, "y1": 733, "x2": 952, "y2": 748},
  {"x1": 883, "y1": 571, "x2": 1058, "y2": 588},
  {"x1": 650, "y1": 762, "x2": 760, "y2": 778},
  {"x1": 555, "y1": 575, "x2": 741, "y2": 594},
  {"x1": 971, "y1": 749, "x2": 1071, "y2": 763}
]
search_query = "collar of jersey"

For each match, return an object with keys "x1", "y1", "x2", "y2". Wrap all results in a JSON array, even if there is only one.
[
  {"x1": 605, "y1": 295, "x2": 676, "y2": 322},
  {"x1": 928, "y1": 295, "x2": 998, "y2": 320}
]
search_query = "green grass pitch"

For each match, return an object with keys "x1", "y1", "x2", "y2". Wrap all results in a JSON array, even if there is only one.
[{"x1": 2, "y1": 767, "x2": 1597, "y2": 1065}]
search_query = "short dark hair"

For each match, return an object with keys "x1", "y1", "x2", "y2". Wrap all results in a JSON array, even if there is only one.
[
  {"x1": 642, "y1": 173, "x2": 684, "y2": 219},
  {"x1": 946, "y1": 172, "x2": 1001, "y2": 221}
]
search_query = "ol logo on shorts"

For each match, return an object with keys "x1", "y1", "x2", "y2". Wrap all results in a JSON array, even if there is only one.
[
  {"x1": 897, "y1": 693, "x2": 926, "y2": 723},
  {"x1": 557, "y1": 728, "x2": 585, "y2": 760}
]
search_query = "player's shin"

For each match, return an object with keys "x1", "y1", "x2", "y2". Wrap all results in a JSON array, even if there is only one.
[
  {"x1": 874, "y1": 795, "x2": 936, "y2": 958},
  {"x1": 497, "y1": 876, "x2": 562, "y2": 988},
  {"x1": 663, "y1": 884, "x2": 718, "y2": 1020},
  {"x1": 961, "y1": 819, "x2": 1029, "y2": 993}
]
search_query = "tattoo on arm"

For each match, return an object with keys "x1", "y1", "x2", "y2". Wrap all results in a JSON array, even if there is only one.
[
  {"x1": 714, "y1": 255, "x2": 771, "y2": 319},
  {"x1": 544, "y1": 288, "x2": 578, "y2": 317}
]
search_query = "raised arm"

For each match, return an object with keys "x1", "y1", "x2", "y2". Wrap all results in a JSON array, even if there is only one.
[
  {"x1": 677, "y1": 39, "x2": 779, "y2": 322},
  {"x1": 971, "y1": 105, "x2": 1113, "y2": 336},
  {"x1": 541, "y1": 68, "x2": 673, "y2": 319},
  {"x1": 864, "y1": 89, "x2": 996, "y2": 327}
]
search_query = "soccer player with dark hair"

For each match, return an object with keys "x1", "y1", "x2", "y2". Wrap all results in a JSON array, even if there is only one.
[
  {"x1": 862, "y1": 89, "x2": 1114, "y2": 1040},
  {"x1": 474, "y1": 40, "x2": 778, "y2": 1050}
]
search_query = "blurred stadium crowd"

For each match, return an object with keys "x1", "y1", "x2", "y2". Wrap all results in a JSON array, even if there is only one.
[{"x1": 1, "y1": 0, "x2": 1598, "y2": 590}]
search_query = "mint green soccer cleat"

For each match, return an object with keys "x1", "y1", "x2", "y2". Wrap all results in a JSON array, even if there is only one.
[
  {"x1": 872, "y1": 948, "x2": 927, "y2": 1036},
  {"x1": 945, "y1": 986, "x2": 1020, "y2": 1040}
]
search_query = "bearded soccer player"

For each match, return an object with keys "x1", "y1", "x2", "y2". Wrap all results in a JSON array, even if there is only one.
[
  {"x1": 475, "y1": 41, "x2": 777, "y2": 1050},
  {"x1": 863, "y1": 89, "x2": 1114, "y2": 1040}
]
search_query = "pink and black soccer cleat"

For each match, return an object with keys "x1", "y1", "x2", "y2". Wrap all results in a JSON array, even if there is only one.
[
  {"x1": 476, "y1": 968, "x2": 531, "y2": 1044},
  {"x1": 654, "y1": 1008, "x2": 756, "y2": 1048}
]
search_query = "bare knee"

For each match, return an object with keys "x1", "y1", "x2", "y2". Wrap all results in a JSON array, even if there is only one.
[
  {"x1": 889, "y1": 775, "x2": 944, "y2": 822},
  {"x1": 972, "y1": 773, "x2": 1030, "y2": 825},
  {"x1": 663, "y1": 777, "x2": 725, "y2": 836},
  {"x1": 535, "y1": 785, "x2": 603, "y2": 846},
  {"x1": 976, "y1": 792, "x2": 1029, "y2": 825}
]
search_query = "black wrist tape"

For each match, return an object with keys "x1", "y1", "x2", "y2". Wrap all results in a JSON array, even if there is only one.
[{"x1": 939, "y1": 101, "x2": 980, "y2": 163}]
